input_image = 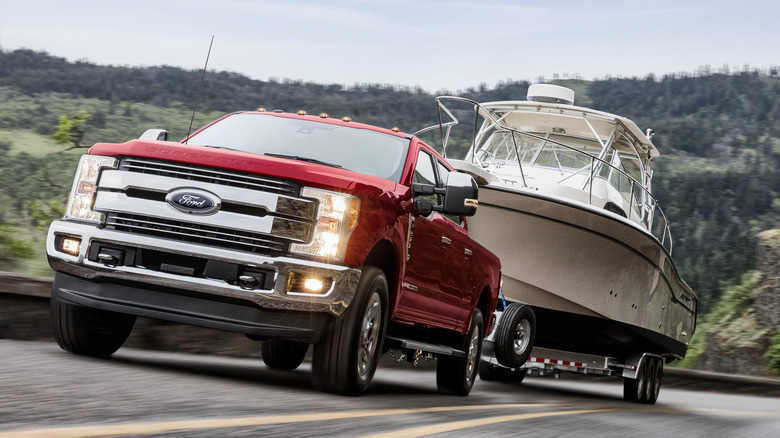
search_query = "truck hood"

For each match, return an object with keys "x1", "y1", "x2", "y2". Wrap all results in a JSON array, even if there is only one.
[{"x1": 89, "y1": 139, "x2": 399, "y2": 193}]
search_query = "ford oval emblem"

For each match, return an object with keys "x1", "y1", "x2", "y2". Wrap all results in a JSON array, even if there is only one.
[{"x1": 166, "y1": 189, "x2": 221, "y2": 215}]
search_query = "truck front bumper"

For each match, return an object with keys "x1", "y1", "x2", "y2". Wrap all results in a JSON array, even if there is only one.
[{"x1": 47, "y1": 220, "x2": 362, "y2": 343}]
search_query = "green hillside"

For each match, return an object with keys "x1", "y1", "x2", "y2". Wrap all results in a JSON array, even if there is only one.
[{"x1": 1, "y1": 49, "x2": 779, "y2": 319}]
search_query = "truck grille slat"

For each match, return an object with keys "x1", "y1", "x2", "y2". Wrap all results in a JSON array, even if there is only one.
[
  {"x1": 106, "y1": 213, "x2": 288, "y2": 254},
  {"x1": 120, "y1": 157, "x2": 299, "y2": 196}
]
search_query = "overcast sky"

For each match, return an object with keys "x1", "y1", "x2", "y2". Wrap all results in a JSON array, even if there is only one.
[{"x1": 1, "y1": 0, "x2": 778, "y2": 93}]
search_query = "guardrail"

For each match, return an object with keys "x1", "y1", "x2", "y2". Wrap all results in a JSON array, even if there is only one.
[{"x1": 0, "y1": 271, "x2": 53, "y2": 298}]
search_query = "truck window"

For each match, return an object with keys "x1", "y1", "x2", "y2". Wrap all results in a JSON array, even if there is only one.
[{"x1": 413, "y1": 150, "x2": 439, "y2": 210}]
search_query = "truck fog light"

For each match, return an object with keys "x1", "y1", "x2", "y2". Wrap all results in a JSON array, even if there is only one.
[
  {"x1": 59, "y1": 236, "x2": 82, "y2": 256},
  {"x1": 286, "y1": 271, "x2": 333, "y2": 295}
]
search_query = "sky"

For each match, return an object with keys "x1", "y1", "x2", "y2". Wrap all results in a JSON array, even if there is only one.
[{"x1": 1, "y1": 0, "x2": 778, "y2": 93}]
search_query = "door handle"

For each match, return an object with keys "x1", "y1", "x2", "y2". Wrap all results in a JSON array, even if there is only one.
[
  {"x1": 441, "y1": 236, "x2": 452, "y2": 245},
  {"x1": 464, "y1": 248, "x2": 473, "y2": 257}
]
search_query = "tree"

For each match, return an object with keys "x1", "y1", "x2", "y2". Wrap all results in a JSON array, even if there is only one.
[
  {"x1": 0, "y1": 223, "x2": 35, "y2": 270},
  {"x1": 53, "y1": 110, "x2": 91, "y2": 149}
]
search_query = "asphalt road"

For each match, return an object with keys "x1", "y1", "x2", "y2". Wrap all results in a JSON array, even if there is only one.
[{"x1": 1, "y1": 340, "x2": 779, "y2": 437}]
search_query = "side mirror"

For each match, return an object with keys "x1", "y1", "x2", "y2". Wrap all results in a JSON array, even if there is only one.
[
  {"x1": 411, "y1": 172, "x2": 479, "y2": 217},
  {"x1": 411, "y1": 182, "x2": 435, "y2": 216},
  {"x1": 139, "y1": 129, "x2": 169, "y2": 141},
  {"x1": 442, "y1": 172, "x2": 478, "y2": 217}
]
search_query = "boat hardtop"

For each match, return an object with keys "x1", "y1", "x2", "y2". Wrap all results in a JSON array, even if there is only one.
[{"x1": 435, "y1": 83, "x2": 672, "y2": 252}]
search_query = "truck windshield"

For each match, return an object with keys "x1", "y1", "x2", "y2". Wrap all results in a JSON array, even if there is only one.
[{"x1": 186, "y1": 113, "x2": 410, "y2": 182}]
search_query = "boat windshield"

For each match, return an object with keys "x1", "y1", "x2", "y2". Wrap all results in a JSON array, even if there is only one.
[
  {"x1": 476, "y1": 131, "x2": 602, "y2": 171},
  {"x1": 187, "y1": 113, "x2": 410, "y2": 182}
]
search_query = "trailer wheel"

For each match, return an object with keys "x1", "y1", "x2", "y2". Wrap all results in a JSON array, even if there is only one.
[
  {"x1": 624, "y1": 356, "x2": 651, "y2": 403},
  {"x1": 262, "y1": 339, "x2": 309, "y2": 370},
  {"x1": 312, "y1": 266, "x2": 387, "y2": 395},
  {"x1": 479, "y1": 361, "x2": 527, "y2": 383},
  {"x1": 51, "y1": 299, "x2": 136, "y2": 357},
  {"x1": 478, "y1": 360, "x2": 511, "y2": 382},
  {"x1": 510, "y1": 368, "x2": 528, "y2": 383},
  {"x1": 645, "y1": 358, "x2": 663, "y2": 404},
  {"x1": 494, "y1": 303, "x2": 535, "y2": 368},
  {"x1": 478, "y1": 360, "x2": 498, "y2": 381},
  {"x1": 437, "y1": 309, "x2": 483, "y2": 396}
]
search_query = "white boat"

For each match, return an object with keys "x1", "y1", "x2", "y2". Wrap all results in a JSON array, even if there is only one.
[{"x1": 425, "y1": 84, "x2": 697, "y2": 362}]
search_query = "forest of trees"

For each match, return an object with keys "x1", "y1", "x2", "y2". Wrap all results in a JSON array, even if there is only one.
[{"x1": 1, "y1": 48, "x2": 779, "y2": 316}]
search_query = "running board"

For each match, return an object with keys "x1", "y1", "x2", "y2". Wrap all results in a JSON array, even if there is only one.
[{"x1": 385, "y1": 337, "x2": 465, "y2": 358}]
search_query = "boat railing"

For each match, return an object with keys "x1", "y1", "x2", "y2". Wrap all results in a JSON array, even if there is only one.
[{"x1": 427, "y1": 96, "x2": 674, "y2": 254}]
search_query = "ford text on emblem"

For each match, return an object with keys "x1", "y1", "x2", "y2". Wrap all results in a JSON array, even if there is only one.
[{"x1": 166, "y1": 189, "x2": 221, "y2": 215}]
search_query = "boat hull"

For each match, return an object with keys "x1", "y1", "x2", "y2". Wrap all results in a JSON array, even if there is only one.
[{"x1": 469, "y1": 184, "x2": 697, "y2": 359}]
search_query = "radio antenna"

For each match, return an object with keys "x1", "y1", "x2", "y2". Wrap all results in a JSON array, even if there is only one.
[{"x1": 186, "y1": 35, "x2": 214, "y2": 143}]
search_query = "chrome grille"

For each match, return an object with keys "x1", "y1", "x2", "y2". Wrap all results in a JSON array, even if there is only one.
[
  {"x1": 105, "y1": 213, "x2": 289, "y2": 255},
  {"x1": 119, "y1": 157, "x2": 300, "y2": 197}
]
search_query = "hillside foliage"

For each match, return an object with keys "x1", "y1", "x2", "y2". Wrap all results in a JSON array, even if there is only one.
[{"x1": 1, "y1": 49, "x2": 779, "y2": 313}]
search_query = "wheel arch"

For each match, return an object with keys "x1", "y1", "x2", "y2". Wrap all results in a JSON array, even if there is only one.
[
  {"x1": 362, "y1": 239, "x2": 398, "y2": 309},
  {"x1": 476, "y1": 285, "x2": 497, "y2": 335}
]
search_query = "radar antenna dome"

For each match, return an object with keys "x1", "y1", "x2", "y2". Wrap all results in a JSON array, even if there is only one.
[{"x1": 527, "y1": 84, "x2": 575, "y2": 105}]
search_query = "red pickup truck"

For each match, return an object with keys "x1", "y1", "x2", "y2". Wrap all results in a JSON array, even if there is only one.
[{"x1": 46, "y1": 109, "x2": 501, "y2": 396}]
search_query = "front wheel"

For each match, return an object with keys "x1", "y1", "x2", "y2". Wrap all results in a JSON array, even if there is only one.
[
  {"x1": 312, "y1": 266, "x2": 388, "y2": 396},
  {"x1": 437, "y1": 309, "x2": 484, "y2": 396},
  {"x1": 51, "y1": 299, "x2": 136, "y2": 357}
]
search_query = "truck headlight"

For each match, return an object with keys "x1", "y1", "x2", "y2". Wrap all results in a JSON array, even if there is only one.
[
  {"x1": 64, "y1": 155, "x2": 118, "y2": 223},
  {"x1": 291, "y1": 188, "x2": 359, "y2": 262}
]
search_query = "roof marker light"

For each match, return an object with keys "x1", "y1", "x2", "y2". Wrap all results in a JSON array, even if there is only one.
[
  {"x1": 319, "y1": 113, "x2": 328, "y2": 118},
  {"x1": 392, "y1": 127, "x2": 400, "y2": 132},
  {"x1": 257, "y1": 107, "x2": 266, "y2": 112},
  {"x1": 298, "y1": 110, "x2": 307, "y2": 116},
  {"x1": 342, "y1": 116, "x2": 351, "y2": 122}
]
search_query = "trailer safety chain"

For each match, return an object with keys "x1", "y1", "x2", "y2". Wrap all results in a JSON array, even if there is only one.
[
  {"x1": 389, "y1": 349, "x2": 405, "y2": 363},
  {"x1": 389, "y1": 349, "x2": 421, "y2": 367}
]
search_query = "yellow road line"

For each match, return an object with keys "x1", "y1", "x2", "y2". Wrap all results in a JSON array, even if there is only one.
[
  {"x1": 363, "y1": 408, "x2": 619, "y2": 438},
  {"x1": 0, "y1": 403, "x2": 568, "y2": 438}
]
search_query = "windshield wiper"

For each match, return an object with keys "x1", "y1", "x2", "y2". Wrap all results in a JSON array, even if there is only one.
[
  {"x1": 202, "y1": 145, "x2": 240, "y2": 151},
  {"x1": 265, "y1": 153, "x2": 342, "y2": 168}
]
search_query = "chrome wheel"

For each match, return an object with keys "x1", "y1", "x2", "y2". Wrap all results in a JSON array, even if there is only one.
[
  {"x1": 513, "y1": 319, "x2": 531, "y2": 356},
  {"x1": 465, "y1": 325, "x2": 480, "y2": 386},
  {"x1": 358, "y1": 292, "x2": 382, "y2": 379}
]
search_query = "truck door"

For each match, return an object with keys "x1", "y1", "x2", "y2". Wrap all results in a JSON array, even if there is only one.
[
  {"x1": 397, "y1": 149, "x2": 463, "y2": 329},
  {"x1": 435, "y1": 159, "x2": 475, "y2": 330}
]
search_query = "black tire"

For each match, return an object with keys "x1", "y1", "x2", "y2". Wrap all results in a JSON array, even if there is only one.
[
  {"x1": 478, "y1": 360, "x2": 500, "y2": 381},
  {"x1": 478, "y1": 360, "x2": 505, "y2": 382},
  {"x1": 478, "y1": 361, "x2": 527, "y2": 384},
  {"x1": 262, "y1": 339, "x2": 309, "y2": 370},
  {"x1": 509, "y1": 368, "x2": 528, "y2": 383},
  {"x1": 436, "y1": 309, "x2": 484, "y2": 396},
  {"x1": 494, "y1": 303, "x2": 535, "y2": 368},
  {"x1": 51, "y1": 299, "x2": 136, "y2": 357},
  {"x1": 312, "y1": 266, "x2": 387, "y2": 395},
  {"x1": 645, "y1": 358, "x2": 662, "y2": 404},
  {"x1": 623, "y1": 356, "x2": 649, "y2": 403}
]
